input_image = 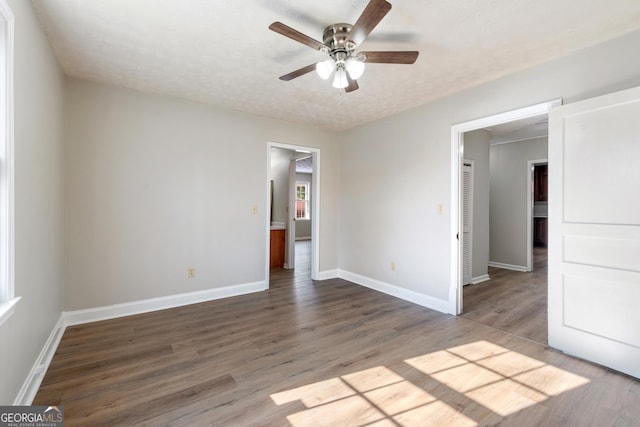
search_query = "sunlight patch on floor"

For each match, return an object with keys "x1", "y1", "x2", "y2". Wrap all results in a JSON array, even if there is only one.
[
  {"x1": 271, "y1": 340, "x2": 589, "y2": 426},
  {"x1": 406, "y1": 341, "x2": 589, "y2": 417},
  {"x1": 271, "y1": 365, "x2": 475, "y2": 427}
]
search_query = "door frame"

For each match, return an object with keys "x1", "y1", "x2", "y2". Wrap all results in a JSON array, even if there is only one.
[
  {"x1": 265, "y1": 142, "x2": 320, "y2": 288},
  {"x1": 449, "y1": 99, "x2": 561, "y2": 315}
]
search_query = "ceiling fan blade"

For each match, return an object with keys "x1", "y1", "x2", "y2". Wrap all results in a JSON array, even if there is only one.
[
  {"x1": 346, "y1": 76, "x2": 359, "y2": 93},
  {"x1": 279, "y1": 63, "x2": 318, "y2": 81},
  {"x1": 361, "y1": 51, "x2": 419, "y2": 64},
  {"x1": 269, "y1": 22, "x2": 326, "y2": 51},
  {"x1": 348, "y1": 0, "x2": 392, "y2": 46}
]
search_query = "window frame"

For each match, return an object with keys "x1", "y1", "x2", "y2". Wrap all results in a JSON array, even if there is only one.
[
  {"x1": 0, "y1": 0, "x2": 17, "y2": 328},
  {"x1": 295, "y1": 182, "x2": 310, "y2": 221}
]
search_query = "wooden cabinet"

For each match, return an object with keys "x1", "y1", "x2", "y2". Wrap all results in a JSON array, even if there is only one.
[
  {"x1": 270, "y1": 229, "x2": 285, "y2": 268},
  {"x1": 534, "y1": 164, "x2": 548, "y2": 201},
  {"x1": 534, "y1": 218, "x2": 547, "y2": 247},
  {"x1": 534, "y1": 164, "x2": 548, "y2": 247}
]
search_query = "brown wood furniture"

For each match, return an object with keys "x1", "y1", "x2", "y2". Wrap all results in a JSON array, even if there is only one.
[
  {"x1": 534, "y1": 217, "x2": 547, "y2": 247},
  {"x1": 534, "y1": 164, "x2": 548, "y2": 247},
  {"x1": 270, "y1": 228, "x2": 285, "y2": 268},
  {"x1": 534, "y1": 164, "x2": 548, "y2": 202}
]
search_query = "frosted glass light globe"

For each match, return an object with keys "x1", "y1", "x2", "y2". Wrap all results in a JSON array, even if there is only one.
[
  {"x1": 346, "y1": 58, "x2": 365, "y2": 80},
  {"x1": 316, "y1": 59, "x2": 334, "y2": 80},
  {"x1": 332, "y1": 68, "x2": 348, "y2": 89}
]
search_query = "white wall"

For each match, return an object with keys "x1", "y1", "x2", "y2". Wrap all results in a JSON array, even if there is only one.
[
  {"x1": 0, "y1": 0, "x2": 65, "y2": 404},
  {"x1": 4, "y1": 7, "x2": 640, "y2": 401},
  {"x1": 64, "y1": 79, "x2": 340, "y2": 310},
  {"x1": 490, "y1": 137, "x2": 548, "y2": 268},
  {"x1": 464, "y1": 130, "x2": 490, "y2": 280},
  {"x1": 339, "y1": 30, "x2": 640, "y2": 310}
]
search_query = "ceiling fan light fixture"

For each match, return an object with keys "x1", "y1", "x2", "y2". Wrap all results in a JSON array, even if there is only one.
[
  {"x1": 316, "y1": 59, "x2": 334, "y2": 80},
  {"x1": 270, "y1": 0, "x2": 418, "y2": 93},
  {"x1": 332, "y1": 67, "x2": 348, "y2": 89},
  {"x1": 345, "y1": 57, "x2": 365, "y2": 80}
]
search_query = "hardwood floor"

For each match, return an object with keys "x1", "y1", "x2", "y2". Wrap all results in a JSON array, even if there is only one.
[
  {"x1": 462, "y1": 247, "x2": 548, "y2": 345},
  {"x1": 35, "y1": 243, "x2": 639, "y2": 426}
]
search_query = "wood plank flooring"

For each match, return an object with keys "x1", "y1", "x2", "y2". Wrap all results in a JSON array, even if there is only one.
[
  {"x1": 462, "y1": 248, "x2": 548, "y2": 344},
  {"x1": 34, "y1": 242, "x2": 639, "y2": 426}
]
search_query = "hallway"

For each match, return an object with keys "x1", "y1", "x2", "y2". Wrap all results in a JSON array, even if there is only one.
[
  {"x1": 269, "y1": 240, "x2": 312, "y2": 289},
  {"x1": 462, "y1": 248, "x2": 548, "y2": 344}
]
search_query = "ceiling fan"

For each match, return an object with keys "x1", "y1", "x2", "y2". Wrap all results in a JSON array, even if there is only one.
[{"x1": 269, "y1": 0, "x2": 419, "y2": 92}]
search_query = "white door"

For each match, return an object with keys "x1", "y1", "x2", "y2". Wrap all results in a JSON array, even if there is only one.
[
  {"x1": 286, "y1": 157, "x2": 296, "y2": 269},
  {"x1": 548, "y1": 85, "x2": 640, "y2": 378},
  {"x1": 462, "y1": 161, "x2": 474, "y2": 286}
]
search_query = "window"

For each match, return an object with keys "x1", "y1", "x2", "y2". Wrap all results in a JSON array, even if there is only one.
[
  {"x1": 0, "y1": 0, "x2": 17, "y2": 327},
  {"x1": 295, "y1": 182, "x2": 309, "y2": 220}
]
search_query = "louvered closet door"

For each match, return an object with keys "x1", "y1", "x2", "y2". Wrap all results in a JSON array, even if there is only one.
[
  {"x1": 548, "y1": 85, "x2": 640, "y2": 379},
  {"x1": 462, "y1": 162, "x2": 473, "y2": 286}
]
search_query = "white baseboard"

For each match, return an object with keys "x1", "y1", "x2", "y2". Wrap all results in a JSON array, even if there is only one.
[
  {"x1": 488, "y1": 261, "x2": 528, "y2": 272},
  {"x1": 316, "y1": 269, "x2": 339, "y2": 281},
  {"x1": 14, "y1": 314, "x2": 66, "y2": 405},
  {"x1": 338, "y1": 270, "x2": 450, "y2": 314},
  {"x1": 471, "y1": 274, "x2": 491, "y2": 284},
  {"x1": 63, "y1": 281, "x2": 266, "y2": 326},
  {"x1": 15, "y1": 280, "x2": 267, "y2": 405}
]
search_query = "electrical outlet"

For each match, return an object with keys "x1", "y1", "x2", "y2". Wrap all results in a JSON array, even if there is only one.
[
  {"x1": 187, "y1": 268, "x2": 195, "y2": 278},
  {"x1": 391, "y1": 261, "x2": 396, "y2": 272}
]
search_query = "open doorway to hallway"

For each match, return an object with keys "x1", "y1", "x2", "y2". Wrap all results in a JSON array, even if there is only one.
[
  {"x1": 270, "y1": 241, "x2": 312, "y2": 290},
  {"x1": 266, "y1": 143, "x2": 320, "y2": 289},
  {"x1": 451, "y1": 100, "x2": 560, "y2": 344},
  {"x1": 462, "y1": 248, "x2": 548, "y2": 344},
  {"x1": 461, "y1": 119, "x2": 549, "y2": 344}
]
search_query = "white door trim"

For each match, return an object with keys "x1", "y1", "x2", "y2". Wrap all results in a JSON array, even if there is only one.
[
  {"x1": 450, "y1": 99, "x2": 561, "y2": 315},
  {"x1": 266, "y1": 142, "x2": 320, "y2": 288}
]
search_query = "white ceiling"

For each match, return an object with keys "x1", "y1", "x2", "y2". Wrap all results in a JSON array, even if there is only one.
[
  {"x1": 32, "y1": 0, "x2": 640, "y2": 131},
  {"x1": 296, "y1": 156, "x2": 313, "y2": 174},
  {"x1": 485, "y1": 114, "x2": 548, "y2": 144}
]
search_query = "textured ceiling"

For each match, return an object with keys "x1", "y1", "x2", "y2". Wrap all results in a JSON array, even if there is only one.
[
  {"x1": 486, "y1": 114, "x2": 548, "y2": 144},
  {"x1": 296, "y1": 156, "x2": 313, "y2": 174},
  {"x1": 32, "y1": 0, "x2": 640, "y2": 131}
]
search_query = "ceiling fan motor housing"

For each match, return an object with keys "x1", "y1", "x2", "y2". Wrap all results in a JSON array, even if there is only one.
[{"x1": 323, "y1": 24, "x2": 356, "y2": 56}]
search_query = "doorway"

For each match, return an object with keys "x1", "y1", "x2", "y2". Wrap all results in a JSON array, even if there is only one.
[
  {"x1": 528, "y1": 161, "x2": 548, "y2": 270},
  {"x1": 450, "y1": 99, "x2": 561, "y2": 316},
  {"x1": 265, "y1": 142, "x2": 320, "y2": 289},
  {"x1": 461, "y1": 127, "x2": 550, "y2": 343}
]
